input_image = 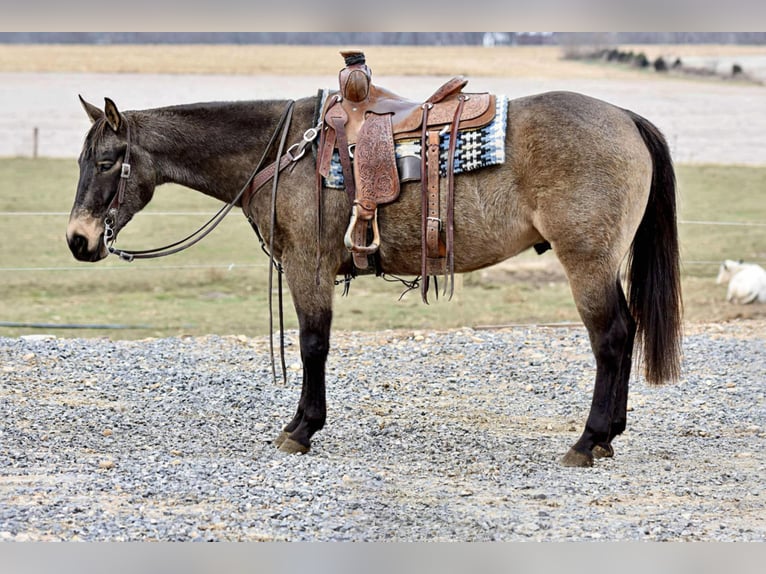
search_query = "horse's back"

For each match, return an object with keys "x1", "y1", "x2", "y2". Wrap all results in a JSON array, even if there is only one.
[
  {"x1": 507, "y1": 91, "x2": 652, "y2": 184},
  {"x1": 727, "y1": 264, "x2": 766, "y2": 303}
]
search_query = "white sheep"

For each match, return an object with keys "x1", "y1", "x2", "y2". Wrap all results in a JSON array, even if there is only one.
[{"x1": 716, "y1": 259, "x2": 766, "y2": 304}]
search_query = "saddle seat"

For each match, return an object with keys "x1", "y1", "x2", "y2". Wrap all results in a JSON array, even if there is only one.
[{"x1": 316, "y1": 51, "x2": 498, "y2": 301}]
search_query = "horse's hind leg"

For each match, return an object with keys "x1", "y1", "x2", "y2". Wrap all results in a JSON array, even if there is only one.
[
  {"x1": 591, "y1": 280, "x2": 635, "y2": 459},
  {"x1": 560, "y1": 273, "x2": 637, "y2": 467}
]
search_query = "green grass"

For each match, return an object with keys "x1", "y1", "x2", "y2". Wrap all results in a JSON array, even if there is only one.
[
  {"x1": 676, "y1": 165, "x2": 766, "y2": 274},
  {"x1": 1, "y1": 158, "x2": 765, "y2": 339}
]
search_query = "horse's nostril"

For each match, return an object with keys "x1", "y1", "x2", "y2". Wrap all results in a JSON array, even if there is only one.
[{"x1": 69, "y1": 233, "x2": 88, "y2": 258}]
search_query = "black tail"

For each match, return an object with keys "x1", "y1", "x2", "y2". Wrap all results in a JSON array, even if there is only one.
[{"x1": 625, "y1": 110, "x2": 683, "y2": 385}]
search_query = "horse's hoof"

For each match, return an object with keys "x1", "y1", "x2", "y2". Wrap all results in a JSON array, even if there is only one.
[
  {"x1": 273, "y1": 431, "x2": 290, "y2": 448},
  {"x1": 561, "y1": 447, "x2": 593, "y2": 467},
  {"x1": 593, "y1": 444, "x2": 614, "y2": 459},
  {"x1": 278, "y1": 437, "x2": 310, "y2": 455}
]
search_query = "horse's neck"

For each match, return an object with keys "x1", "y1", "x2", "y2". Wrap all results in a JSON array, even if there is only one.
[{"x1": 138, "y1": 99, "x2": 311, "y2": 203}]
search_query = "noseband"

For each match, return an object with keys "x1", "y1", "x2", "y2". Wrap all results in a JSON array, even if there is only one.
[{"x1": 102, "y1": 101, "x2": 319, "y2": 261}]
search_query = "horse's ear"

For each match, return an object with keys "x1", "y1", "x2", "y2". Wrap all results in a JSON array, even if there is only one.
[
  {"x1": 103, "y1": 97, "x2": 122, "y2": 132},
  {"x1": 79, "y1": 95, "x2": 103, "y2": 124}
]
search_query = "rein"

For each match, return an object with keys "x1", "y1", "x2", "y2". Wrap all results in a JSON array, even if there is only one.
[
  {"x1": 101, "y1": 100, "x2": 322, "y2": 386},
  {"x1": 102, "y1": 101, "x2": 319, "y2": 262}
]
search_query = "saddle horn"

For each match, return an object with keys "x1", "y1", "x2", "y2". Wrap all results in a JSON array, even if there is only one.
[{"x1": 339, "y1": 50, "x2": 371, "y2": 103}]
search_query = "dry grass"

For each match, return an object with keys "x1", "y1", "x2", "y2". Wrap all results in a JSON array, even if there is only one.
[
  {"x1": 0, "y1": 45, "x2": 583, "y2": 77},
  {"x1": 1, "y1": 44, "x2": 761, "y2": 79}
]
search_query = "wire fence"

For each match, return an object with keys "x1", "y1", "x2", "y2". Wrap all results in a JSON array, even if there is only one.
[
  {"x1": 2, "y1": 212, "x2": 764, "y2": 272},
  {"x1": 2, "y1": 211, "x2": 763, "y2": 332}
]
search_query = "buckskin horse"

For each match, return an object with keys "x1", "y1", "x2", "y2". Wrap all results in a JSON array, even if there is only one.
[{"x1": 67, "y1": 65, "x2": 682, "y2": 467}]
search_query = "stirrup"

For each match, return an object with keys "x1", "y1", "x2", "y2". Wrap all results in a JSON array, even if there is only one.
[{"x1": 343, "y1": 204, "x2": 381, "y2": 255}]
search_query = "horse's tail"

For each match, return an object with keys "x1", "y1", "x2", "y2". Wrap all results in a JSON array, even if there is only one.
[{"x1": 625, "y1": 110, "x2": 683, "y2": 385}]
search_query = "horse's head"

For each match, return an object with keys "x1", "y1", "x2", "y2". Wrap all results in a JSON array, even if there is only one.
[{"x1": 67, "y1": 96, "x2": 156, "y2": 261}]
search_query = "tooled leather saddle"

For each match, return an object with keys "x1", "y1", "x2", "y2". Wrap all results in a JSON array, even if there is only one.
[{"x1": 316, "y1": 51, "x2": 497, "y2": 301}]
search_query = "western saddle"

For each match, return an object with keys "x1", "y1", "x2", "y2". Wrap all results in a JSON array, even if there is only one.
[{"x1": 317, "y1": 51, "x2": 497, "y2": 301}]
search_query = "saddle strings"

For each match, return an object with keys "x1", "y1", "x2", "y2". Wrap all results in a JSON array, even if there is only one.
[{"x1": 444, "y1": 95, "x2": 467, "y2": 300}]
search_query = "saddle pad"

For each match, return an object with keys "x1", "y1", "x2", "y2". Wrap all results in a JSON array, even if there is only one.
[{"x1": 319, "y1": 90, "x2": 508, "y2": 190}]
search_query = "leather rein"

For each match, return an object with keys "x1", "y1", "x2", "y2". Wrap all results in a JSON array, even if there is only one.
[
  {"x1": 102, "y1": 100, "x2": 320, "y2": 262},
  {"x1": 99, "y1": 100, "x2": 324, "y2": 386}
]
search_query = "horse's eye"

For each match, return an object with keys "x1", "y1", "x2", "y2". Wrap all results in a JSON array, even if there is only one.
[{"x1": 97, "y1": 161, "x2": 114, "y2": 173}]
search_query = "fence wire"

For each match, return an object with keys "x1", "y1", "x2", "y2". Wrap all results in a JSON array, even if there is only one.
[{"x1": 1, "y1": 214, "x2": 764, "y2": 273}]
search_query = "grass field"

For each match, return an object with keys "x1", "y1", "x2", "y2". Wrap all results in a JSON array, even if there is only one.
[{"x1": 1, "y1": 158, "x2": 764, "y2": 339}]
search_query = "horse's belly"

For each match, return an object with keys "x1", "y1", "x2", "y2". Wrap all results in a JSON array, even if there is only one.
[
  {"x1": 352, "y1": 166, "x2": 539, "y2": 276},
  {"x1": 373, "y1": 227, "x2": 540, "y2": 276}
]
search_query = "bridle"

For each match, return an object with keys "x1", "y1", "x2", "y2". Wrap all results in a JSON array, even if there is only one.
[
  {"x1": 102, "y1": 119, "x2": 133, "y2": 248},
  {"x1": 101, "y1": 100, "x2": 321, "y2": 261}
]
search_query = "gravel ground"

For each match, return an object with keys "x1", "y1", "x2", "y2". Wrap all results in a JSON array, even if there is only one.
[{"x1": 1, "y1": 321, "x2": 764, "y2": 541}]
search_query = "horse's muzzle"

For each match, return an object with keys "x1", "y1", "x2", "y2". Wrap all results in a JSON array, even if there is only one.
[
  {"x1": 67, "y1": 231, "x2": 107, "y2": 262},
  {"x1": 67, "y1": 211, "x2": 109, "y2": 262}
]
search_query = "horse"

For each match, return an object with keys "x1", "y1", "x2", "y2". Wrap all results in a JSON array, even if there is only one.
[
  {"x1": 67, "y1": 88, "x2": 682, "y2": 467},
  {"x1": 716, "y1": 259, "x2": 766, "y2": 304}
]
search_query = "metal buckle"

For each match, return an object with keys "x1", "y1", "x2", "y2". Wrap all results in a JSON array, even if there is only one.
[
  {"x1": 285, "y1": 122, "x2": 324, "y2": 163},
  {"x1": 286, "y1": 142, "x2": 306, "y2": 162},
  {"x1": 120, "y1": 163, "x2": 131, "y2": 178},
  {"x1": 427, "y1": 216, "x2": 443, "y2": 231},
  {"x1": 303, "y1": 122, "x2": 322, "y2": 143}
]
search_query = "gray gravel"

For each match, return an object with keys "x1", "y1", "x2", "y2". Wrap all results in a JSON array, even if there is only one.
[{"x1": 1, "y1": 322, "x2": 764, "y2": 541}]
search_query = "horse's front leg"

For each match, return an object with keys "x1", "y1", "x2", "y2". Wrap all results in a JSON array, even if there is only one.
[
  {"x1": 274, "y1": 253, "x2": 337, "y2": 455},
  {"x1": 275, "y1": 307, "x2": 332, "y2": 454}
]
